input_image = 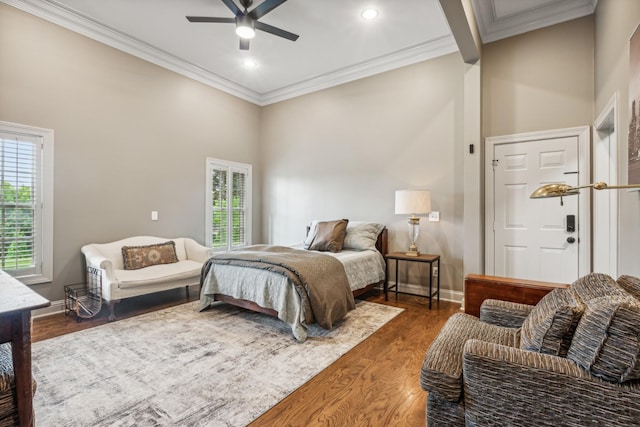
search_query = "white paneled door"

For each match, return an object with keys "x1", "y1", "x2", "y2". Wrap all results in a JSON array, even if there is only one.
[{"x1": 487, "y1": 128, "x2": 590, "y2": 284}]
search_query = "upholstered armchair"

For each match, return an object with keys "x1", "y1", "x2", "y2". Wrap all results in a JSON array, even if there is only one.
[
  {"x1": 0, "y1": 344, "x2": 36, "y2": 427},
  {"x1": 420, "y1": 273, "x2": 640, "y2": 426}
]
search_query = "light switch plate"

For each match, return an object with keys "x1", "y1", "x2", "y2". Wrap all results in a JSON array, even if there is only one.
[
  {"x1": 151, "y1": 211, "x2": 158, "y2": 221},
  {"x1": 428, "y1": 211, "x2": 440, "y2": 222}
]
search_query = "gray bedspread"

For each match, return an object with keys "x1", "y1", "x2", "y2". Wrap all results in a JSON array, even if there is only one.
[{"x1": 200, "y1": 245, "x2": 355, "y2": 329}]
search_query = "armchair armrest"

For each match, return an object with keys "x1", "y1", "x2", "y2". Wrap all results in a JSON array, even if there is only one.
[
  {"x1": 462, "y1": 339, "x2": 640, "y2": 425},
  {"x1": 183, "y1": 238, "x2": 213, "y2": 263},
  {"x1": 479, "y1": 299, "x2": 533, "y2": 328}
]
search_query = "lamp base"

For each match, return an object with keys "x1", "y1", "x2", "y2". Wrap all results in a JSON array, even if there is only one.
[{"x1": 405, "y1": 250, "x2": 420, "y2": 257}]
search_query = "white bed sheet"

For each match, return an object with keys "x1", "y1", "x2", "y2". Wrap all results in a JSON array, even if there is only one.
[{"x1": 199, "y1": 248, "x2": 385, "y2": 341}]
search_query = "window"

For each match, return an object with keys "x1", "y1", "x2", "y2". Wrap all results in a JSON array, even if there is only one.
[
  {"x1": 0, "y1": 121, "x2": 53, "y2": 284},
  {"x1": 206, "y1": 158, "x2": 251, "y2": 251}
]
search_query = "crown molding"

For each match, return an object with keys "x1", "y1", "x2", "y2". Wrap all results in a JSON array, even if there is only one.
[
  {"x1": 260, "y1": 35, "x2": 458, "y2": 106},
  {"x1": 3, "y1": 0, "x2": 263, "y2": 104},
  {"x1": 4, "y1": 0, "x2": 458, "y2": 106},
  {"x1": 471, "y1": 0, "x2": 597, "y2": 44}
]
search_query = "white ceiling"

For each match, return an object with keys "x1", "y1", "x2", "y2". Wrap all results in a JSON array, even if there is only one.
[{"x1": 5, "y1": 0, "x2": 596, "y2": 105}]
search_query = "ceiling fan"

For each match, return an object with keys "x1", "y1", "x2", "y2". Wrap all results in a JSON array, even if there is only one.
[{"x1": 186, "y1": 0, "x2": 299, "y2": 50}]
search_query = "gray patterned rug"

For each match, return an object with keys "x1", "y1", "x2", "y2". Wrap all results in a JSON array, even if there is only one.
[{"x1": 32, "y1": 300, "x2": 402, "y2": 426}]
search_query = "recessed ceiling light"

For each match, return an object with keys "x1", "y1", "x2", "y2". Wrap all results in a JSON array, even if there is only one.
[
  {"x1": 361, "y1": 8, "x2": 379, "y2": 20},
  {"x1": 243, "y1": 58, "x2": 258, "y2": 68}
]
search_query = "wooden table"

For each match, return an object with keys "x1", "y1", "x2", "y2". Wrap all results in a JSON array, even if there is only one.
[
  {"x1": 464, "y1": 274, "x2": 568, "y2": 317},
  {"x1": 0, "y1": 271, "x2": 50, "y2": 426},
  {"x1": 385, "y1": 252, "x2": 440, "y2": 309}
]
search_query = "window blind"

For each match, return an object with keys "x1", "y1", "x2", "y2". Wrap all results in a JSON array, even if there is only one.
[
  {"x1": 207, "y1": 159, "x2": 251, "y2": 252},
  {"x1": 0, "y1": 132, "x2": 41, "y2": 276}
]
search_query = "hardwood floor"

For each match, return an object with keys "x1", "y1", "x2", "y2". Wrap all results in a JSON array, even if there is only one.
[{"x1": 32, "y1": 287, "x2": 460, "y2": 427}]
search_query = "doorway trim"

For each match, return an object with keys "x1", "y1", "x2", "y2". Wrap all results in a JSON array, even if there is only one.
[
  {"x1": 484, "y1": 126, "x2": 591, "y2": 277},
  {"x1": 593, "y1": 93, "x2": 618, "y2": 277}
]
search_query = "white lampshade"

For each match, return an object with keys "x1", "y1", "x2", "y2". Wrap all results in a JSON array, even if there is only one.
[{"x1": 395, "y1": 190, "x2": 431, "y2": 216}]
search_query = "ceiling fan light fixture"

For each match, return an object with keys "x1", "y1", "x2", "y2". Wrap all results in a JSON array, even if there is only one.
[{"x1": 235, "y1": 15, "x2": 256, "y2": 39}]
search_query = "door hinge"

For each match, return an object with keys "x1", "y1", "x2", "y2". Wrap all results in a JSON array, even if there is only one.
[{"x1": 492, "y1": 159, "x2": 499, "y2": 169}]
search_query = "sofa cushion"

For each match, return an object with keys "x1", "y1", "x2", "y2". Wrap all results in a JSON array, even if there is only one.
[
  {"x1": 616, "y1": 275, "x2": 640, "y2": 300},
  {"x1": 420, "y1": 313, "x2": 519, "y2": 402},
  {"x1": 569, "y1": 272, "x2": 624, "y2": 302},
  {"x1": 520, "y1": 288, "x2": 583, "y2": 356},
  {"x1": 117, "y1": 260, "x2": 203, "y2": 288},
  {"x1": 122, "y1": 241, "x2": 179, "y2": 270},
  {"x1": 480, "y1": 299, "x2": 533, "y2": 328},
  {"x1": 567, "y1": 295, "x2": 640, "y2": 383}
]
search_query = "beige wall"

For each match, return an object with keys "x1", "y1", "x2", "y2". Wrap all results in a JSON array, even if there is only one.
[
  {"x1": 0, "y1": 4, "x2": 262, "y2": 300},
  {"x1": 260, "y1": 53, "x2": 466, "y2": 295},
  {"x1": 594, "y1": 0, "x2": 640, "y2": 276},
  {"x1": 482, "y1": 16, "x2": 595, "y2": 137},
  {"x1": 6, "y1": 0, "x2": 637, "y2": 305}
]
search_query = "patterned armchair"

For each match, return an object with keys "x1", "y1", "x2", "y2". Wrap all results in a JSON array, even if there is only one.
[
  {"x1": 0, "y1": 344, "x2": 36, "y2": 427},
  {"x1": 420, "y1": 273, "x2": 640, "y2": 426}
]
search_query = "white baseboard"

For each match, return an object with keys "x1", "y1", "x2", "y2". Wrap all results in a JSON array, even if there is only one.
[
  {"x1": 380, "y1": 282, "x2": 463, "y2": 304},
  {"x1": 33, "y1": 283, "x2": 464, "y2": 319},
  {"x1": 32, "y1": 299, "x2": 65, "y2": 318}
]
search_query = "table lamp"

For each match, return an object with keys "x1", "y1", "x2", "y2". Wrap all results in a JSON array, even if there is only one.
[{"x1": 395, "y1": 189, "x2": 431, "y2": 256}]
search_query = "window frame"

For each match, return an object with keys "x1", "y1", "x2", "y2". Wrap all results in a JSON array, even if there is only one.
[
  {"x1": 0, "y1": 121, "x2": 54, "y2": 285},
  {"x1": 205, "y1": 157, "x2": 252, "y2": 252}
]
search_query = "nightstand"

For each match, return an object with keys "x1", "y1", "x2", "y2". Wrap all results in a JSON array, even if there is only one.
[{"x1": 385, "y1": 252, "x2": 440, "y2": 309}]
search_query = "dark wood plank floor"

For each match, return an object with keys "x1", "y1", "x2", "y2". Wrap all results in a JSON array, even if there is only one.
[{"x1": 32, "y1": 287, "x2": 460, "y2": 427}]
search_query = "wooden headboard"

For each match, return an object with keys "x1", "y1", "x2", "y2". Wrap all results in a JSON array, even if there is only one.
[{"x1": 376, "y1": 228, "x2": 388, "y2": 256}]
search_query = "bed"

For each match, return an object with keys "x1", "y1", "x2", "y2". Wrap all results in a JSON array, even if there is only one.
[{"x1": 199, "y1": 221, "x2": 387, "y2": 341}]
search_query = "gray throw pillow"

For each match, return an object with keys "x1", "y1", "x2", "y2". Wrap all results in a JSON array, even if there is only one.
[
  {"x1": 567, "y1": 295, "x2": 640, "y2": 383},
  {"x1": 520, "y1": 288, "x2": 584, "y2": 356}
]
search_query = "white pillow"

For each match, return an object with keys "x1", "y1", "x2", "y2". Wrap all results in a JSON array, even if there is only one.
[{"x1": 342, "y1": 222, "x2": 385, "y2": 251}]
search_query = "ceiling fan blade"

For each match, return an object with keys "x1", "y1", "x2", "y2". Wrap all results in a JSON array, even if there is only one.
[
  {"x1": 221, "y1": 0, "x2": 243, "y2": 17},
  {"x1": 249, "y1": 0, "x2": 287, "y2": 20},
  {"x1": 255, "y1": 21, "x2": 299, "y2": 41},
  {"x1": 186, "y1": 16, "x2": 235, "y2": 23},
  {"x1": 239, "y1": 38, "x2": 250, "y2": 50}
]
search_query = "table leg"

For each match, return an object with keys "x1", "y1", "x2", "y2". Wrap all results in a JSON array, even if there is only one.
[
  {"x1": 384, "y1": 259, "x2": 389, "y2": 301},
  {"x1": 12, "y1": 311, "x2": 34, "y2": 427},
  {"x1": 395, "y1": 259, "x2": 399, "y2": 300},
  {"x1": 428, "y1": 261, "x2": 433, "y2": 310},
  {"x1": 437, "y1": 258, "x2": 441, "y2": 303}
]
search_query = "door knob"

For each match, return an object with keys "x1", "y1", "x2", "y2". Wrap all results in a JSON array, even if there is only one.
[{"x1": 567, "y1": 236, "x2": 576, "y2": 244}]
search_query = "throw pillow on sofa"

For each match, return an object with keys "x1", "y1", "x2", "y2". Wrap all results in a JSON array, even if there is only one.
[
  {"x1": 567, "y1": 294, "x2": 640, "y2": 383},
  {"x1": 616, "y1": 275, "x2": 640, "y2": 300},
  {"x1": 122, "y1": 241, "x2": 179, "y2": 270},
  {"x1": 520, "y1": 287, "x2": 584, "y2": 356}
]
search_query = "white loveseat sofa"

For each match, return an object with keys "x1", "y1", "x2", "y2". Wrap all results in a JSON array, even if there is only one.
[{"x1": 81, "y1": 236, "x2": 213, "y2": 320}]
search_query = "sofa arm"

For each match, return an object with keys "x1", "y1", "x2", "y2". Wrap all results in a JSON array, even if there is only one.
[
  {"x1": 183, "y1": 238, "x2": 213, "y2": 263},
  {"x1": 80, "y1": 245, "x2": 117, "y2": 283},
  {"x1": 420, "y1": 313, "x2": 519, "y2": 402},
  {"x1": 479, "y1": 299, "x2": 533, "y2": 328},
  {"x1": 462, "y1": 339, "x2": 640, "y2": 426}
]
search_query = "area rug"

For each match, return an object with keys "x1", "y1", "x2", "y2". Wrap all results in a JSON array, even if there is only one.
[{"x1": 32, "y1": 300, "x2": 403, "y2": 426}]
